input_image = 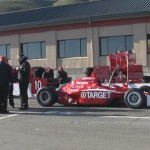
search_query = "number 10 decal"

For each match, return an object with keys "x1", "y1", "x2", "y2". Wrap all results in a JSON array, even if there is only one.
[{"x1": 34, "y1": 80, "x2": 42, "y2": 90}]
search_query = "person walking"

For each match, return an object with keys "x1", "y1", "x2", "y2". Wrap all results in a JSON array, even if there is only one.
[
  {"x1": 17, "y1": 53, "x2": 31, "y2": 110},
  {"x1": 0, "y1": 56, "x2": 12, "y2": 113}
]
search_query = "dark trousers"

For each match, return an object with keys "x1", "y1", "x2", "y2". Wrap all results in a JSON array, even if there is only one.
[
  {"x1": 9, "y1": 84, "x2": 14, "y2": 107},
  {"x1": 0, "y1": 84, "x2": 9, "y2": 111},
  {"x1": 19, "y1": 81, "x2": 29, "y2": 108}
]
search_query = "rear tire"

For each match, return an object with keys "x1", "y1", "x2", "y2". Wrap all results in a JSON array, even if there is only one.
[
  {"x1": 139, "y1": 85, "x2": 150, "y2": 106},
  {"x1": 124, "y1": 88, "x2": 145, "y2": 109},
  {"x1": 139, "y1": 85, "x2": 150, "y2": 92},
  {"x1": 36, "y1": 87, "x2": 58, "y2": 107}
]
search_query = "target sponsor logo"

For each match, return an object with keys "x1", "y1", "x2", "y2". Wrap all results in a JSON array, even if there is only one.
[{"x1": 81, "y1": 91, "x2": 111, "y2": 99}]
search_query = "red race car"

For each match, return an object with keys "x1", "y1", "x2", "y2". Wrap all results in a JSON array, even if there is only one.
[
  {"x1": 36, "y1": 51, "x2": 150, "y2": 109},
  {"x1": 36, "y1": 72, "x2": 150, "y2": 109}
]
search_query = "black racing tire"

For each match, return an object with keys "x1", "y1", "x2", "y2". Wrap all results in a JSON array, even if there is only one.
[
  {"x1": 139, "y1": 85, "x2": 150, "y2": 106},
  {"x1": 124, "y1": 88, "x2": 145, "y2": 109},
  {"x1": 139, "y1": 85, "x2": 150, "y2": 92},
  {"x1": 36, "y1": 87, "x2": 58, "y2": 107}
]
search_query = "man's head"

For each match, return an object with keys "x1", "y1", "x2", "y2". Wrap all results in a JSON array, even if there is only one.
[
  {"x1": 45, "y1": 67, "x2": 51, "y2": 73},
  {"x1": 17, "y1": 53, "x2": 27, "y2": 63},
  {"x1": 58, "y1": 66, "x2": 63, "y2": 72},
  {"x1": 118, "y1": 70, "x2": 123, "y2": 75},
  {"x1": 0, "y1": 56, "x2": 7, "y2": 62}
]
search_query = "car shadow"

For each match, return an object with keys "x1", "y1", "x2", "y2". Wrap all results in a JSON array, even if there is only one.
[{"x1": 8, "y1": 104, "x2": 145, "y2": 117}]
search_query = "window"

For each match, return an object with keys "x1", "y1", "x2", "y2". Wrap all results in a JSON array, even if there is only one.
[
  {"x1": 147, "y1": 34, "x2": 150, "y2": 54},
  {"x1": 58, "y1": 39, "x2": 87, "y2": 58},
  {"x1": 21, "y1": 42, "x2": 46, "y2": 59},
  {"x1": 100, "y1": 35, "x2": 133, "y2": 56},
  {"x1": 0, "y1": 44, "x2": 10, "y2": 59}
]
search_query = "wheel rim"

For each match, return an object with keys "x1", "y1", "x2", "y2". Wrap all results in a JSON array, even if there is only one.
[
  {"x1": 127, "y1": 92, "x2": 141, "y2": 106},
  {"x1": 39, "y1": 91, "x2": 50, "y2": 102}
]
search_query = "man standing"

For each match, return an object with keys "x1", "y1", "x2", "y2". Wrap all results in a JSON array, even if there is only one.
[
  {"x1": 17, "y1": 53, "x2": 31, "y2": 110},
  {"x1": 4, "y1": 57, "x2": 15, "y2": 108},
  {"x1": 0, "y1": 56, "x2": 12, "y2": 113}
]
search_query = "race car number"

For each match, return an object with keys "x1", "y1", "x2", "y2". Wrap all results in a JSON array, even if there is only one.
[
  {"x1": 34, "y1": 80, "x2": 42, "y2": 91},
  {"x1": 32, "y1": 78, "x2": 47, "y2": 94},
  {"x1": 81, "y1": 91, "x2": 111, "y2": 99}
]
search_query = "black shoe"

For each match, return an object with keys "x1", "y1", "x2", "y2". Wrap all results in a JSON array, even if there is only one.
[{"x1": 18, "y1": 106, "x2": 28, "y2": 110}]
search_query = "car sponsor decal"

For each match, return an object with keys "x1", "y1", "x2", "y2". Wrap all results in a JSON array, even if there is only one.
[
  {"x1": 76, "y1": 81, "x2": 89, "y2": 85},
  {"x1": 82, "y1": 77, "x2": 95, "y2": 81},
  {"x1": 67, "y1": 89, "x2": 79, "y2": 93},
  {"x1": 71, "y1": 85, "x2": 84, "y2": 88},
  {"x1": 81, "y1": 91, "x2": 111, "y2": 99}
]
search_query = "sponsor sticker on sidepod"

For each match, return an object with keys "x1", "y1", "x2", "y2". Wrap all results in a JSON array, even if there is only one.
[{"x1": 81, "y1": 91, "x2": 111, "y2": 99}]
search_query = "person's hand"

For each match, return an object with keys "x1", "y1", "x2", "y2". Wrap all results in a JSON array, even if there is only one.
[{"x1": 16, "y1": 67, "x2": 20, "y2": 71}]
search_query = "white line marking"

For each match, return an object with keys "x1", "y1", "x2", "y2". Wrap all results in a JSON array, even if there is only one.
[
  {"x1": 101, "y1": 116, "x2": 150, "y2": 119},
  {"x1": 10, "y1": 111, "x2": 60, "y2": 115},
  {"x1": 0, "y1": 114, "x2": 18, "y2": 120}
]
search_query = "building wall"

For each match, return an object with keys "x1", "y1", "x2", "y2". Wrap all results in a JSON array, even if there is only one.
[
  {"x1": 133, "y1": 23, "x2": 147, "y2": 66},
  {"x1": 20, "y1": 32, "x2": 46, "y2": 67},
  {"x1": 56, "y1": 28, "x2": 88, "y2": 70},
  {"x1": 0, "y1": 21, "x2": 150, "y2": 78}
]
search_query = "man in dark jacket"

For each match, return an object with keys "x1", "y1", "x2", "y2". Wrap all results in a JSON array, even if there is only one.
[
  {"x1": 42, "y1": 67, "x2": 54, "y2": 79},
  {"x1": 17, "y1": 53, "x2": 31, "y2": 110},
  {"x1": 56, "y1": 66, "x2": 68, "y2": 84},
  {"x1": 4, "y1": 57, "x2": 15, "y2": 108},
  {"x1": 0, "y1": 56, "x2": 12, "y2": 113}
]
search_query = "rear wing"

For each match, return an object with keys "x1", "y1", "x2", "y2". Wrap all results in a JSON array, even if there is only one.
[
  {"x1": 94, "y1": 64, "x2": 143, "y2": 83},
  {"x1": 128, "y1": 65, "x2": 143, "y2": 83}
]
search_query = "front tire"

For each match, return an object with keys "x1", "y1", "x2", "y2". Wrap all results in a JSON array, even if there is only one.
[
  {"x1": 36, "y1": 87, "x2": 58, "y2": 107},
  {"x1": 124, "y1": 88, "x2": 145, "y2": 109}
]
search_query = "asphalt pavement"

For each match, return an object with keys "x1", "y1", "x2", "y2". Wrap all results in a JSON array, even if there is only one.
[{"x1": 0, "y1": 98, "x2": 150, "y2": 150}]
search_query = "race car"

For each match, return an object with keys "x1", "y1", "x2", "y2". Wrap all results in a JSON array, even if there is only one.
[
  {"x1": 36, "y1": 51, "x2": 150, "y2": 109},
  {"x1": 36, "y1": 72, "x2": 150, "y2": 109}
]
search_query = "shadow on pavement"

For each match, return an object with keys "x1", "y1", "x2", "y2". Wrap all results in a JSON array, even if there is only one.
[{"x1": 7, "y1": 105, "x2": 145, "y2": 117}]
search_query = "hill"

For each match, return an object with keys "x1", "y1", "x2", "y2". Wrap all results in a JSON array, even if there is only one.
[
  {"x1": 54, "y1": 0, "x2": 89, "y2": 6},
  {"x1": 0, "y1": 0, "x2": 53, "y2": 13},
  {"x1": 0, "y1": 0, "x2": 92, "y2": 13}
]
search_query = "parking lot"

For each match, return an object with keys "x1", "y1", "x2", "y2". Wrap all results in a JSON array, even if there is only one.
[{"x1": 0, "y1": 98, "x2": 150, "y2": 150}]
